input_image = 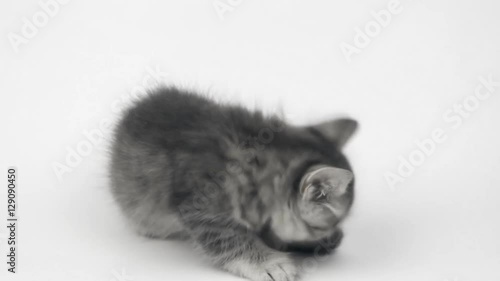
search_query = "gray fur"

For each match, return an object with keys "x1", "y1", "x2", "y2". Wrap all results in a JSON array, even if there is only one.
[{"x1": 109, "y1": 87, "x2": 357, "y2": 281}]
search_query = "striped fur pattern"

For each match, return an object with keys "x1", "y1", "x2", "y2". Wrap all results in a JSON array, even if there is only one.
[{"x1": 109, "y1": 87, "x2": 357, "y2": 281}]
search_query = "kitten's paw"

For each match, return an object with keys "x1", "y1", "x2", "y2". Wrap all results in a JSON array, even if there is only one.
[
  {"x1": 226, "y1": 254, "x2": 299, "y2": 281},
  {"x1": 261, "y1": 255, "x2": 299, "y2": 281}
]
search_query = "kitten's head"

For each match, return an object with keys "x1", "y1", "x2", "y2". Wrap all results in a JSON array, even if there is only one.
[{"x1": 294, "y1": 118, "x2": 357, "y2": 234}]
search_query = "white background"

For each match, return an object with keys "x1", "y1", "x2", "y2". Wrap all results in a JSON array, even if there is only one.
[{"x1": 1, "y1": 0, "x2": 500, "y2": 281}]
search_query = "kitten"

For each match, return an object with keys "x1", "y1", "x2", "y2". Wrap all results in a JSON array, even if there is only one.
[{"x1": 109, "y1": 87, "x2": 357, "y2": 281}]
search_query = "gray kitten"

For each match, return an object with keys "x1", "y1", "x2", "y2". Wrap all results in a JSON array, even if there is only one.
[{"x1": 109, "y1": 87, "x2": 357, "y2": 281}]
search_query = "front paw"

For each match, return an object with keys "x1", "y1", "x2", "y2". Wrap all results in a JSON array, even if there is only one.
[
  {"x1": 225, "y1": 253, "x2": 299, "y2": 281},
  {"x1": 261, "y1": 254, "x2": 298, "y2": 281}
]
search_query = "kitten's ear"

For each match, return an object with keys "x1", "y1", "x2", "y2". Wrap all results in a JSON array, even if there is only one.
[
  {"x1": 311, "y1": 118, "x2": 358, "y2": 149},
  {"x1": 300, "y1": 166, "x2": 353, "y2": 202}
]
